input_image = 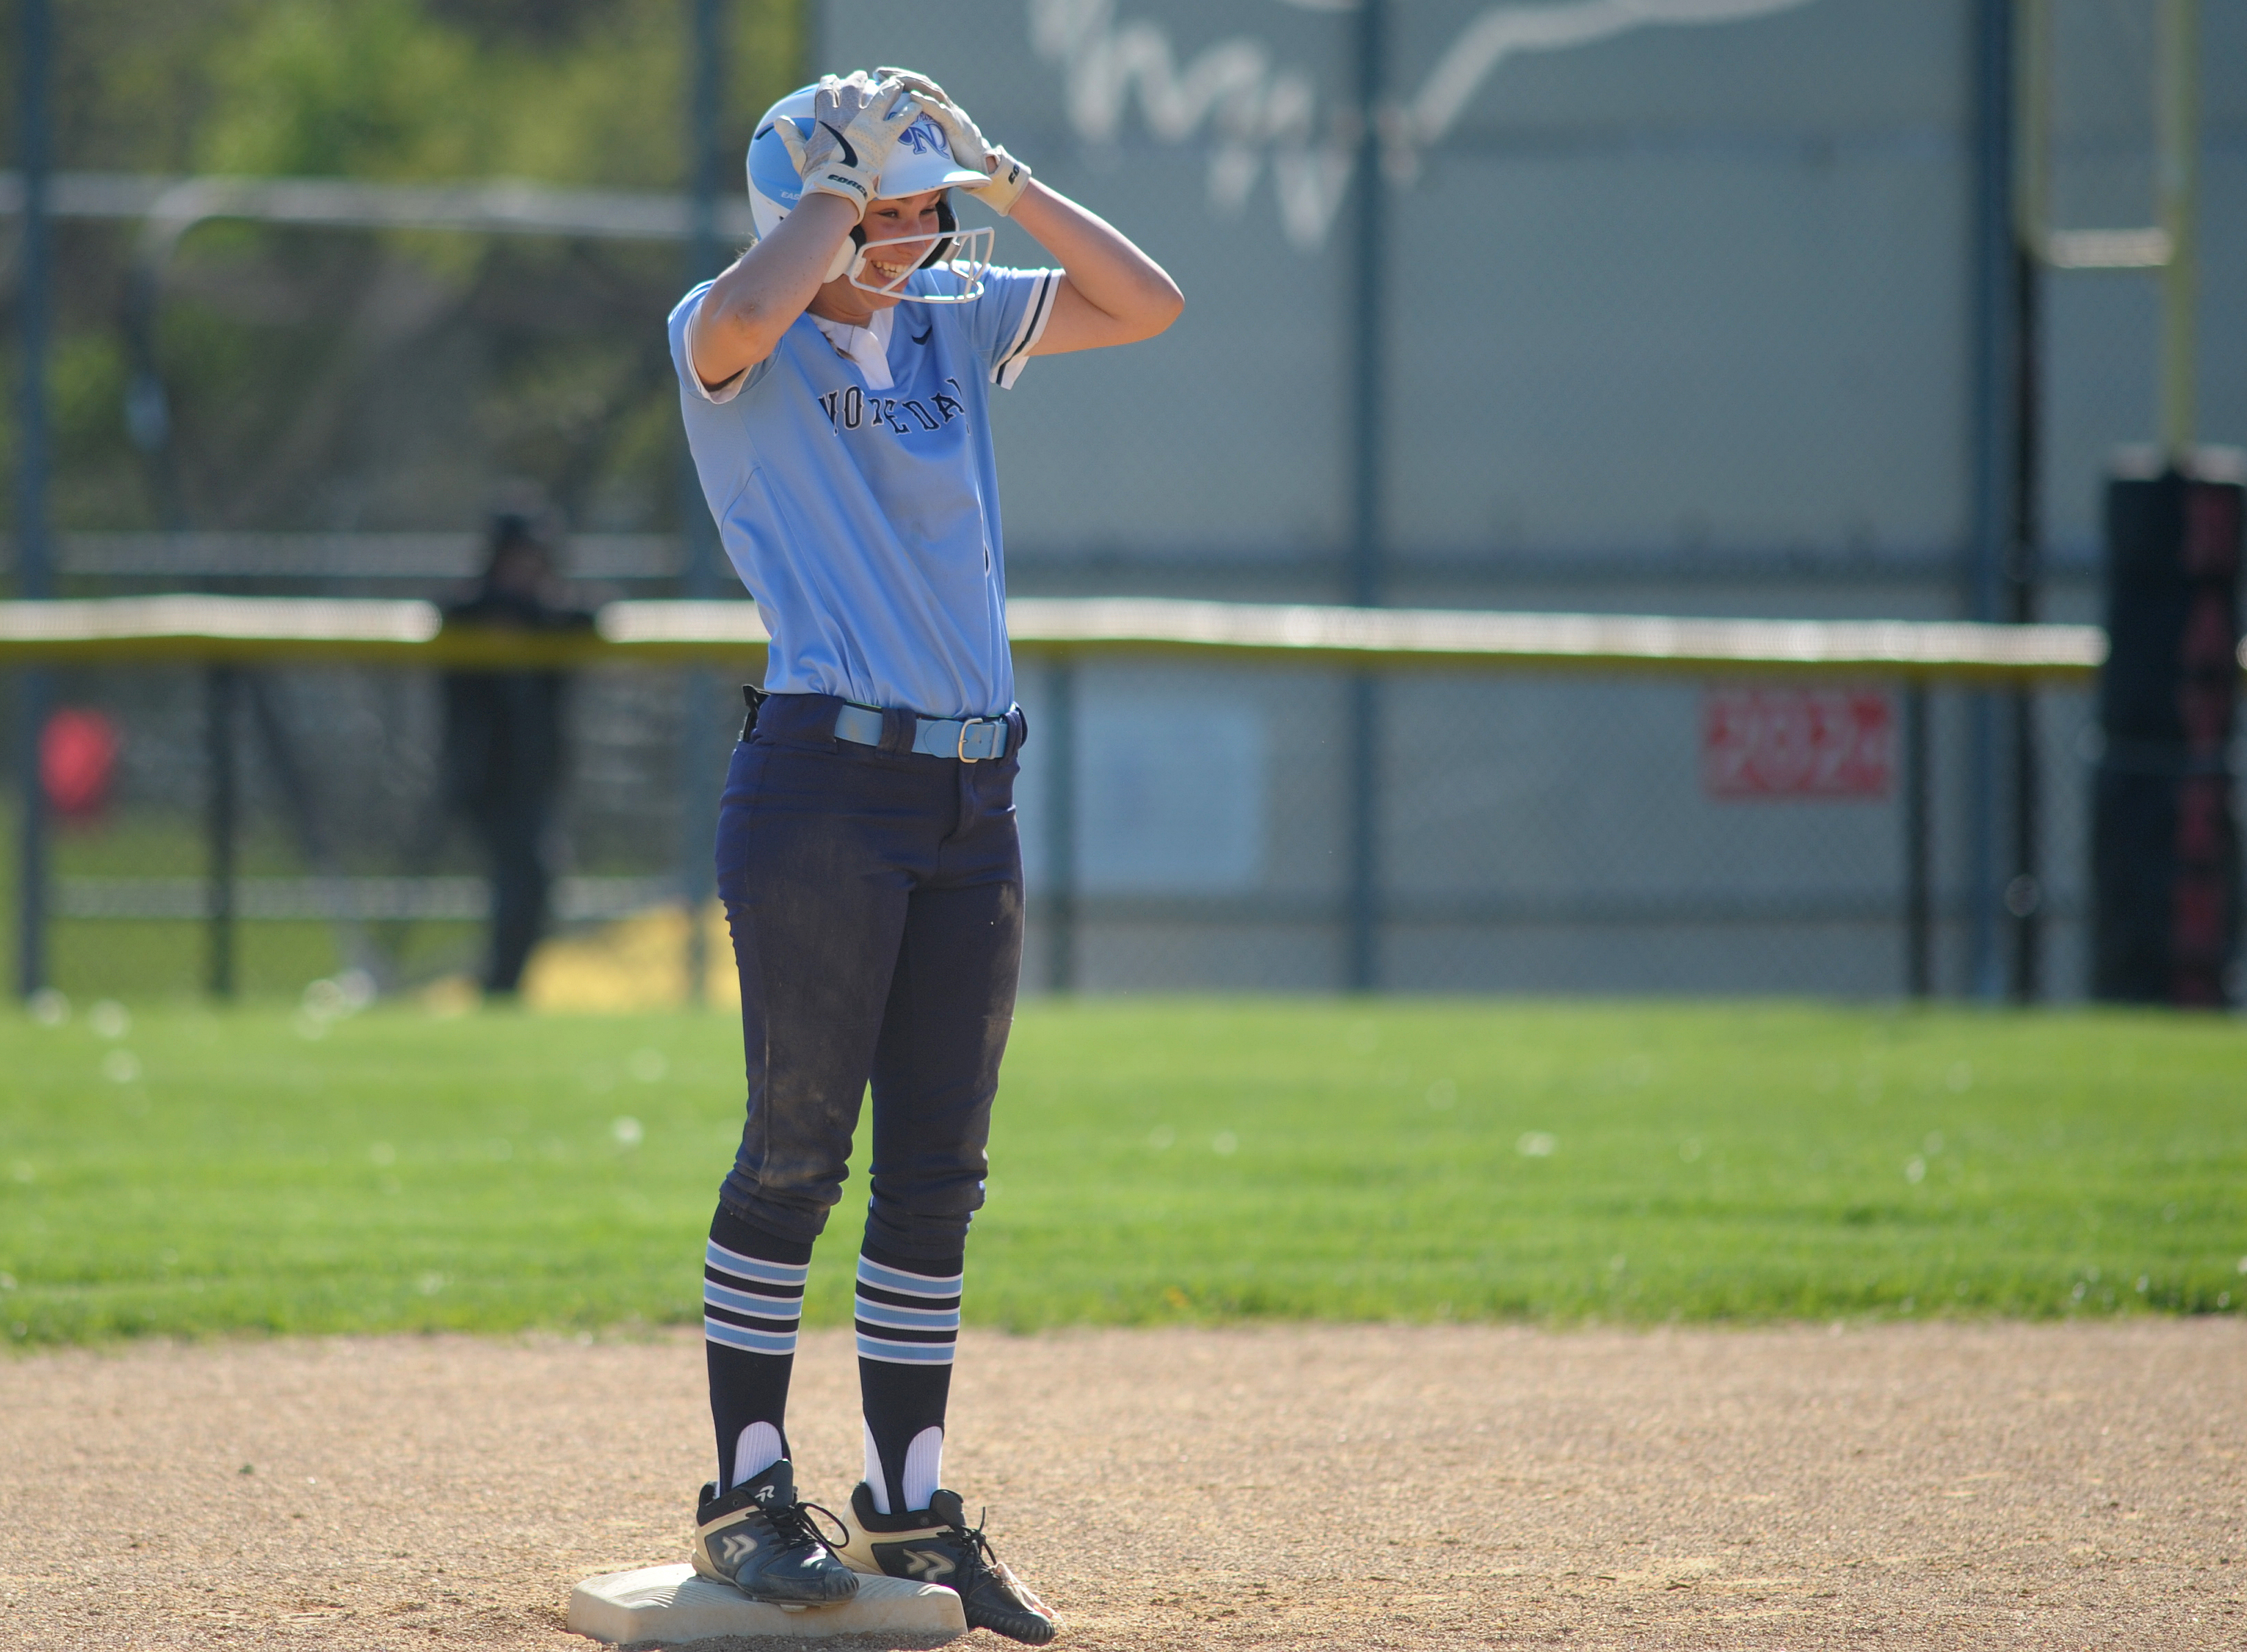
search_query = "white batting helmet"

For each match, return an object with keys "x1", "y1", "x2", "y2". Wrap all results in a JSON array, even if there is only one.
[{"x1": 747, "y1": 83, "x2": 993, "y2": 302}]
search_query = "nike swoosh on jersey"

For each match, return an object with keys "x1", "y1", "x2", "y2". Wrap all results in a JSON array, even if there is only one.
[
  {"x1": 911, "y1": 327, "x2": 933, "y2": 345},
  {"x1": 821, "y1": 122, "x2": 858, "y2": 169}
]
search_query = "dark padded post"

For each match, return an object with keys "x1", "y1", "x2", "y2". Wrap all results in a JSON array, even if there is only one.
[{"x1": 2092, "y1": 467, "x2": 2244, "y2": 1005}]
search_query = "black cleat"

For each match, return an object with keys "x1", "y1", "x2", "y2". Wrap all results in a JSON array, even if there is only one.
[
  {"x1": 690, "y1": 1461, "x2": 859, "y2": 1606},
  {"x1": 837, "y1": 1482, "x2": 1056, "y2": 1644}
]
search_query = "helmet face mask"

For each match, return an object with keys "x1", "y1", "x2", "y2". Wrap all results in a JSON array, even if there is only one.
[
  {"x1": 749, "y1": 83, "x2": 993, "y2": 304},
  {"x1": 846, "y1": 216, "x2": 994, "y2": 304}
]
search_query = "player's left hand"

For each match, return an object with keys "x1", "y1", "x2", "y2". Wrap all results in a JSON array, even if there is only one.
[{"x1": 876, "y1": 66, "x2": 1034, "y2": 216}]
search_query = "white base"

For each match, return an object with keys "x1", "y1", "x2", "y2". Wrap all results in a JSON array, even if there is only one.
[{"x1": 567, "y1": 1562, "x2": 965, "y2": 1645}]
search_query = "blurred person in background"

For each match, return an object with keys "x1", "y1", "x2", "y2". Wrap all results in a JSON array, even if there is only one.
[{"x1": 441, "y1": 510, "x2": 592, "y2": 997}]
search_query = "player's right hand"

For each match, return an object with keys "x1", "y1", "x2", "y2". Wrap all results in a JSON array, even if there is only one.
[{"x1": 776, "y1": 72, "x2": 921, "y2": 221}]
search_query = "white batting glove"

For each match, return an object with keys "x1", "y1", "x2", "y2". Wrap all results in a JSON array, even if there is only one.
[
  {"x1": 776, "y1": 72, "x2": 922, "y2": 221},
  {"x1": 974, "y1": 143, "x2": 1034, "y2": 217},
  {"x1": 877, "y1": 66, "x2": 1035, "y2": 216}
]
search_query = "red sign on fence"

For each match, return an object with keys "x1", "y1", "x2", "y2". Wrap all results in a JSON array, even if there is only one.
[{"x1": 1702, "y1": 688, "x2": 1893, "y2": 799}]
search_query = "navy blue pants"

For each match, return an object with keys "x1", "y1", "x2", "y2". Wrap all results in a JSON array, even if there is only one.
[{"x1": 714, "y1": 692, "x2": 1025, "y2": 1265}]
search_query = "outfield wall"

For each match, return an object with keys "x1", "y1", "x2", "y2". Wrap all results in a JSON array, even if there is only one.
[
  {"x1": 820, "y1": 0, "x2": 2246, "y2": 572},
  {"x1": 803, "y1": 0, "x2": 2239, "y2": 997}
]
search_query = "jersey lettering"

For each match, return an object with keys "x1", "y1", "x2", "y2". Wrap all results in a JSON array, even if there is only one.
[{"x1": 812, "y1": 383, "x2": 969, "y2": 439}]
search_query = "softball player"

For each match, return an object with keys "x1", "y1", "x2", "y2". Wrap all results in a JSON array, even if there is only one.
[{"x1": 666, "y1": 70, "x2": 1181, "y2": 1642}]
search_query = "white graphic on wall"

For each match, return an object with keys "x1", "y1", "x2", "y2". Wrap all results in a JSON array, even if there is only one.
[{"x1": 1029, "y1": 0, "x2": 1823, "y2": 248}]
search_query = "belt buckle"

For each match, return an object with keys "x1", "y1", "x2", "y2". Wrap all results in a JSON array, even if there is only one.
[{"x1": 956, "y1": 718, "x2": 1001, "y2": 763}]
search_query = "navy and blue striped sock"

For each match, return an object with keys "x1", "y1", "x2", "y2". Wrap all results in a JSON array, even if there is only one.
[
  {"x1": 703, "y1": 1205, "x2": 812, "y2": 1491},
  {"x1": 854, "y1": 1242, "x2": 963, "y2": 1515}
]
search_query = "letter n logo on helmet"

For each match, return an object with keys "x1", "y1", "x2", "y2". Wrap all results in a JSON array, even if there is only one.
[{"x1": 895, "y1": 119, "x2": 947, "y2": 159}]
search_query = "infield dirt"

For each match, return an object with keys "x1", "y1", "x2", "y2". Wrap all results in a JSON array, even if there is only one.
[{"x1": 3, "y1": 1321, "x2": 2241, "y2": 1649}]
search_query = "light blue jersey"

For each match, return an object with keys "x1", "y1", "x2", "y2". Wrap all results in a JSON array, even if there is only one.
[{"x1": 669, "y1": 265, "x2": 1060, "y2": 720}]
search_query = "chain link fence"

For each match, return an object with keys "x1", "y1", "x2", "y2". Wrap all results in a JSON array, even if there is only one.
[
  {"x1": 6, "y1": 0, "x2": 2239, "y2": 1004},
  {"x1": 0, "y1": 648, "x2": 2115, "y2": 1002}
]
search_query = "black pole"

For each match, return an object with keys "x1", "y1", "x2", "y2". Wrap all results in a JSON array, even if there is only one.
[
  {"x1": 2006, "y1": 239, "x2": 2043, "y2": 1001},
  {"x1": 1343, "y1": 0, "x2": 1387, "y2": 991},
  {"x1": 142, "y1": 283, "x2": 234, "y2": 997},
  {"x1": 1344, "y1": 677, "x2": 1378, "y2": 991},
  {"x1": 14, "y1": 0, "x2": 55, "y2": 1000},
  {"x1": 1045, "y1": 662, "x2": 1077, "y2": 992},
  {"x1": 205, "y1": 669, "x2": 237, "y2": 998},
  {"x1": 1903, "y1": 684, "x2": 1933, "y2": 999},
  {"x1": 686, "y1": 0, "x2": 725, "y2": 447},
  {"x1": 678, "y1": 0, "x2": 727, "y2": 1005},
  {"x1": 1347, "y1": 0, "x2": 1387, "y2": 615},
  {"x1": 1964, "y1": 0, "x2": 2017, "y2": 1000}
]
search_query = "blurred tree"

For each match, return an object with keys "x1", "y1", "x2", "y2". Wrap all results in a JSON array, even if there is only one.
[
  {"x1": 198, "y1": 0, "x2": 487, "y2": 180},
  {"x1": 1, "y1": 0, "x2": 803, "y2": 543},
  {"x1": 5, "y1": 0, "x2": 801, "y2": 186}
]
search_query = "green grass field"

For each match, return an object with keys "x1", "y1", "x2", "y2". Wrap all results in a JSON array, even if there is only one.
[{"x1": 3, "y1": 998, "x2": 2244, "y2": 1347}]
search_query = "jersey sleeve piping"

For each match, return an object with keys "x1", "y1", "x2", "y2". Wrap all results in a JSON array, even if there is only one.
[{"x1": 991, "y1": 271, "x2": 1059, "y2": 390}]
